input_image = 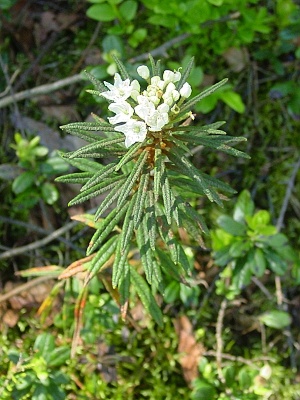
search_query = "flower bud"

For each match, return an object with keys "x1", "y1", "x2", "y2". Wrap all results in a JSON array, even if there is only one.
[
  {"x1": 173, "y1": 71, "x2": 181, "y2": 82},
  {"x1": 137, "y1": 65, "x2": 150, "y2": 80},
  {"x1": 163, "y1": 70, "x2": 175, "y2": 84},
  {"x1": 180, "y1": 82, "x2": 192, "y2": 98}
]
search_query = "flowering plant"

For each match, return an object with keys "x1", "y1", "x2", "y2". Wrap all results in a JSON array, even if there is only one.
[{"x1": 57, "y1": 55, "x2": 249, "y2": 326}]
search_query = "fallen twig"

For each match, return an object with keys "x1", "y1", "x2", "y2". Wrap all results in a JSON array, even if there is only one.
[
  {"x1": 0, "y1": 220, "x2": 78, "y2": 260},
  {"x1": 0, "y1": 74, "x2": 83, "y2": 109}
]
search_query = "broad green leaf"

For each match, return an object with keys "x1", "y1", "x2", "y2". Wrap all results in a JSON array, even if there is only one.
[
  {"x1": 233, "y1": 189, "x2": 255, "y2": 222},
  {"x1": 218, "y1": 90, "x2": 246, "y2": 113},
  {"x1": 217, "y1": 215, "x2": 246, "y2": 236},
  {"x1": 264, "y1": 233, "x2": 288, "y2": 250},
  {"x1": 163, "y1": 281, "x2": 180, "y2": 303},
  {"x1": 119, "y1": 0, "x2": 137, "y2": 21},
  {"x1": 253, "y1": 248, "x2": 267, "y2": 277},
  {"x1": 259, "y1": 310, "x2": 291, "y2": 329},
  {"x1": 33, "y1": 333, "x2": 55, "y2": 360},
  {"x1": 246, "y1": 210, "x2": 271, "y2": 230},
  {"x1": 87, "y1": 4, "x2": 116, "y2": 21},
  {"x1": 229, "y1": 240, "x2": 251, "y2": 258},
  {"x1": 41, "y1": 182, "x2": 59, "y2": 205},
  {"x1": 12, "y1": 171, "x2": 35, "y2": 194},
  {"x1": 264, "y1": 250, "x2": 287, "y2": 275},
  {"x1": 47, "y1": 347, "x2": 71, "y2": 367}
]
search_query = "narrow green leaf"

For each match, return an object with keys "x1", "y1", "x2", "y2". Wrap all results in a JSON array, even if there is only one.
[
  {"x1": 118, "y1": 262, "x2": 130, "y2": 306},
  {"x1": 130, "y1": 266, "x2": 163, "y2": 326},
  {"x1": 117, "y1": 150, "x2": 148, "y2": 207},
  {"x1": 80, "y1": 161, "x2": 118, "y2": 192},
  {"x1": 167, "y1": 150, "x2": 223, "y2": 205},
  {"x1": 55, "y1": 171, "x2": 93, "y2": 184},
  {"x1": 87, "y1": 201, "x2": 128, "y2": 255},
  {"x1": 146, "y1": 191, "x2": 157, "y2": 251},
  {"x1": 217, "y1": 215, "x2": 247, "y2": 236},
  {"x1": 137, "y1": 221, "x2": 154, "y2": 284},
  {"x1": 86, "y1": 236, "x2": 118, "y2": 282},
  {"x1": 112, "y1": 54, "x2": 130, "y2": 80},
  {"x1": 133, "y1": 173, "x2": 150, "y2": 228},
  {"x1": 176, "y1": 57, "x2": 194, "y2": 91},
  {"x1": 180, "y1": 78, "x2": 228, "y2": 113},
  {"x1": 156, "y1": 214, "x2": 178, "y2": 264},
  {"x1": 154, "y1": 147, "x2": 163, "y2": 201},
  {"x1": 115, "y1": 142, "x2": 143, "y2": 171},
  {"x1": 148, "y1": 53, "x2": 158, "y2": 76},
  {"x1": 112, "y1": 240, "x2": 130, "y2": 288},
  {"x1": 84, "y1": 69, "x2": 108, "y2": 93},
  {"x1": 259, "y1": 310, "x2": 291, "y2": 329},
  {"x1": 161, "y1": 162, "x2": 172, "y2": 225},
  {"x1": 121, "y1": 192, "x2": 137, "y2": 252},
  {"x1": 68, "y1": 176, "x2": 123, "y2": 206},
  {"x1": 69, "y1": 137, "x2": 125, "y2": 159},
  {"x1": 58, "y1": 154, "x2": 103, "y2": 173},
  {"x1": 156, "y1": 248, "x2": 187, "y2": 283},
  {"x1": 94, "y1": 178, "x2": 126, "y2": 221},
  {"x1": 178, "y1": 198, "x2": 209, "y2": 235},
  {"x1": 61, "y1": 121, "x2": 113, "y2": 132}
]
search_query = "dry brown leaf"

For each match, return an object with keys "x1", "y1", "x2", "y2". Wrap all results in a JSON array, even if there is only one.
[
  {"x1": 223, "y1": 47, "x2": 249, "y2": 72},
  {"x1": 3, "y1": 309, "x2": 19, "y2": 328},
  {"x1": 174, "y1": 315, "x2": 205, "y2": 384}
]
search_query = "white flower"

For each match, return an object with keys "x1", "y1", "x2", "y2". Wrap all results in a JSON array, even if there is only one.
[
  {"x1": 180, "y1": 82, "x2": 192, "y2": 98},
  {"x1": 163, "y1": 70, "x2": 181, "y2": 84},
  {"x1": 137, "y1": 65, "x2": 150, "y2": 80},
  {"x1": 173, "y1": 70, "x2": 181, "y2": 82},
  {"x1": 108, "y1": 101, "x2": 134, "y2": 124},
  {"x1": 147, "y1": 109, "x2": 169, "y2": 131},
  {"x1": 114, "y1": 119, "x2": 148, "y2": 147},
  {"x1": 102, "y1": 73, "x2": 133, "y2": 101},
  {"x1": 135, "y1": 96, "x2": 156, "y2": 121}
]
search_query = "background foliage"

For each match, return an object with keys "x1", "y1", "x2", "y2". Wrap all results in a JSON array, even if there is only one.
[{"x1": 0, "y1": 0, "x2": 300, "y2": 399}]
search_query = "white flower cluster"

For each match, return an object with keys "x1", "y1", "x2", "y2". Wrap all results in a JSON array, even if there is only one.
[{"x1": 101, "y1": 66, "x2": 192, "y2": 148}]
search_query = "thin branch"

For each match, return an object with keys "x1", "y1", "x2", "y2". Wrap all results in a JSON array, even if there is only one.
[
  {"x1": 276, "y1": 156, "x2": 300, "y2": 231},
  {"x1": 216, "y1": 299, "x2": 227, "y2": 382},
  {"x1": 204, "y1": 350, "x2": 276, "y2": 368},
  {"x1": 0, "y1": 216, "x2": 84, "y2": 253},
  {"x1": 0, "y1": 275, "x2": 59, "y2": 303},
  {"x1": 0, "y1": 221, "x2": 78, "y2": 260},
  {"x1": 129, "y1": 34, "x2": 190, "y2": 63},
  {"x1": 0, "y1": 74, "x2": 83, "y2": 109}
]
